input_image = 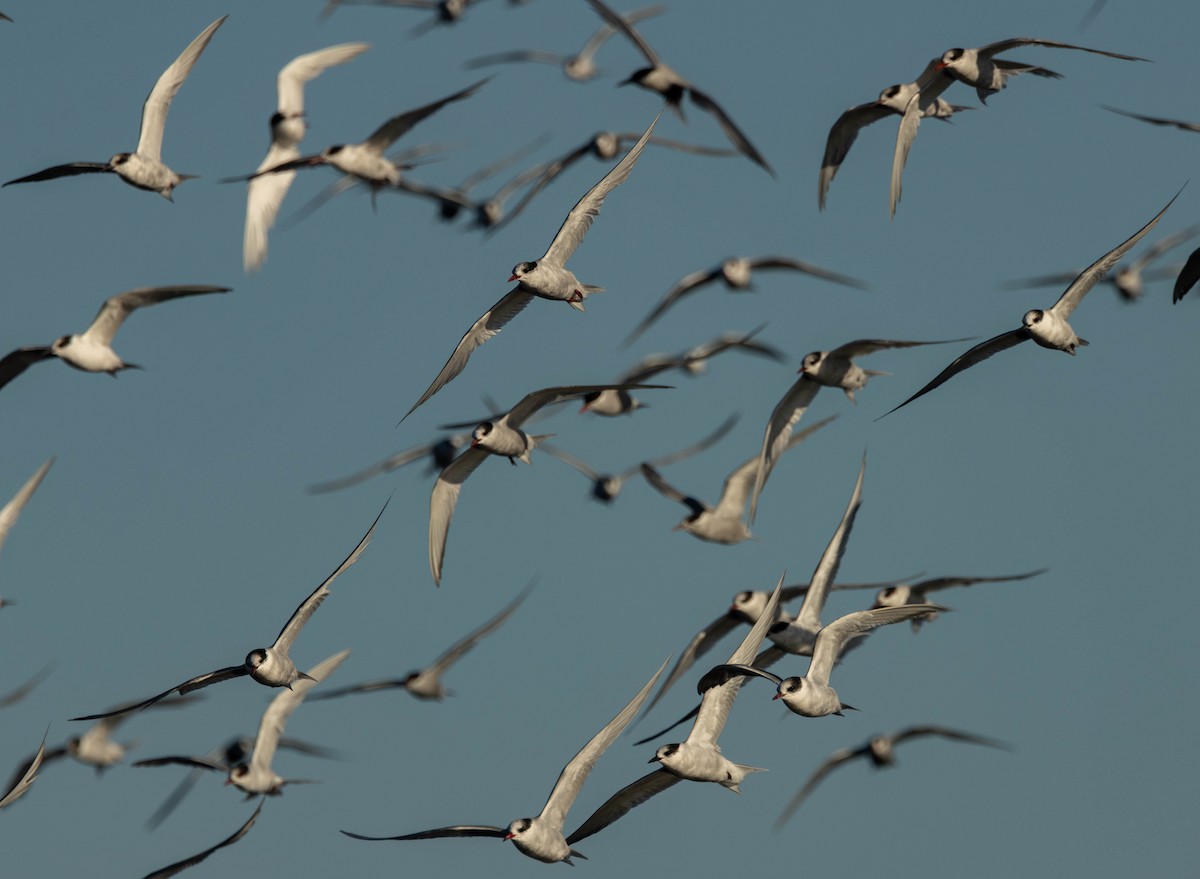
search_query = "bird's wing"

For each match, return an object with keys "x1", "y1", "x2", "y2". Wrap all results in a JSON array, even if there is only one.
[
  {"x1": 829, "y1": 337, "x2": 966, "y2": 359},
  {"x1": 565, "y1": 769, "x2": 680, "y2": 846},
  {"x1": 689, "y1": 578, "x2": 783, "y2": 745},
  {"x1": 685, "y1": 325, "x2": 784, "y2": 363},
  {"x1": 0, "y1": 458, "x2": 54, "y2": 555},
  {"x1": 276, "y1": 43, "x2": 370, "y2": 116},
  {"x1": 1052, "y1": 190, "x2": 1180, "y2": 318},
  {"x1": 427, "y1": 582, "x2": 533, "y2": 676},
  {"x1": 890, "y1": 725, "x2": 1011, "y2": 750},
  {"x1": 84, "y1": 285, "x2": 230, "y2": 347},
  {"x1": 506, "y1": 383, "x2": 666, "y2": 427},
  {"x1": 132, "y1": 755, "x2": 229, "y2": 772},
  {"x1": 137, "y1": 16, "x2": 227, "y2": 160},
  {"x1": 622, "y1": 266, "x2": 723, "y2": 345},
  {"x1": 577, "y1": 3, "x2": 665, "y2": 65},
  {"x1": 429, "y1": 448, "x2": 489, "y2": 586},
  {"x1": 249, "y1": 650, "x2": 349, "y2": 778},
  {"x1": 774, "y1": 746, "x2": 869, "y2": 829},
  {"x1": 880, "y1": 329, "x2": 1031, "y2": 417},
  {"x1": 889, "y1": 68, "x2": 952, "y2": 219},
  {"x1": 819, "y1": 101, "x2": 893, "y2": 210},
  {"x1": 913, "y1": 569, "x2": 1047, "y2": 594},
  {"x1": 540, "y1": 444, "x2": 602, "y2": 481},
  {"x1": 243, "y1": 144, "x2": 299, "y2": 273},
  {"x1": 1128, "y1": 223, "x2": 1200, "y2": 273},
  {"x1": 2, "y1": 163, "x2": 114, "y2": 187},
  {"x1": 0, "y1": 664, "x2": 54, "y2": 710},
  {"x1": 585, "y1": 0, "x2": 660, "y2": 65},
  {"x1": 976, "y1": 38, "x2": 1147, "y2": 62},
  {"x1": 637, "y1": 613, "x2": 740, "y2": 724},
  {"x1": 539, "y1": 657, "x2": 670, "y2": 832},
  {"x1": 747, "y1": 256, "x2": 869, "y2": 289},
  {"x1": 0, "y1": 731, "x2": 50, "y2": 809},
  {"x1": 747, "y1": 377, "x2": 821, "y2": 524},
  {"x1": 1103, "y1": 105, "x2": 1200, "y2": 133},
  {"x1": 695, "y1": 662, "x2": 783, "y2": 693},
  {"x1": 687, "y1": 86, "x2": 773, "y2": 175},
  {"x1": 640, "y1": 462, "x2": 707, "y2": 517},
  {"x1": 542, "y1": 113, "x2": 658, "y2": 266},
  {"x1": 808, "y1": 605, "x2": 944, "y2": 686},
  {"x1": 364, "y1": 79, "x2": 487, "y2": 153},
  {"x1": 403, "y1": 288, "x2": 535, "y2": 421},
  {"x1": 464, "y1": 49, "x2": 566, "y2": 69},
  {"x1": 307, "y1": 440, "x2": 452, "y2": 494},
  {"x1": 71, "y1": 666, "x2": 249, "y2": 721},
  {"x1": 743, "y1": 411, "x2": 836, "y2": 523},
  {"x1": 140, "y1": 800, "x2": 263, "y2": 879},
  {"x1": 644, "y1": 413, "x2": 740, "y2": 471},
  {"x1": 1173, "y1": 246, "x2": 1200, "y2": 303},
  {"x1": 0, "y1": 348, "x2": 54, "y2": 393},
  {"x1": 793, "y1": 455, "x2": 866, "y2": 635},
  {"x1": 271, "y1": 501, "x2": 385, "y2": 653},
  {"x1": 342, "y1": 825, "x2": 506, "y2": 842}
]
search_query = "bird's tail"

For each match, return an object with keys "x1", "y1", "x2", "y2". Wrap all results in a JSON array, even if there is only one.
[{"x1": 520, "y1": 435, "x2": 555, "y2": 464}]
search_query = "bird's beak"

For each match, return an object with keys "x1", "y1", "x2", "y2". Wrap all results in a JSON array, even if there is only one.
[
  {"x1": 507, "y1": 273, "x2": 519, "y2": 282},
  {"x1": 772, "y1": 692, "x2": 782, "y2": 700},
  {"x1": 578, "y1": 401, "x2": 591, "y2": 413},
  {"x1": 503, "y1": 832, "x2": 515, "y2": 841},
  {"x1": 671, "y1": 523, "x2": 685, "y2": 532},
  {"x1": 647, "y1": 755, "x2": 661, "y2": 764}
]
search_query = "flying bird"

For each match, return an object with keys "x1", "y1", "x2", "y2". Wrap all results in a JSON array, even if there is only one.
[
  {"x1": 3, "y1": 16, "x2": 226, "y2": 200},
  {"x1": 134, "y1": 650, "x2": 349, "y2": 796},
  {"x1": 465, "y1": 4, "x2": 665, "y2": 82},
  {"x1": 871, "y1": 569, "x2": 1046, "y2": 631},
  {"x1": 309, "y1": 583, "x2": 531, "y2": 701},
  {"x1": 242, "y1": 43, "x2": 370, "y2": 272},
  {"x1": 0, "y1": 285, "x2": 230, "y2": 394},
  {"x1": 566, "y1": 579, "x2": 784, "y2": 847},
  {"x1": 882, "y1": 191, "x2": 1179, "y2": 417},
  {"x1": 428, "y1": 384, "x2": 665, "y2": 585},
  {"x1": 308, "y1": 433, "x2": 470, "y2": 493},
  {"x1": 139, "y1": 800, "x2": 263, "y2": 879},
  {"x1": 70, "y1": 503, "x2": 384, "y2": 721},
  {"x1": 405, "y1": 114, "x2": 660, "y2": 420},
  {"x1": 341, "y1": 657, "x2": 670, "y2": 864},
  {"x1": 624, "y1": 256, "x2": 867, "y2": 346},
  {"x1": 774, "y1": 726, "x2": 1010, "y2": 829},
  {"x1": 640, "y1": 417, "x2": 835, "y2": 545},
  {"x1": 585, "y1": 0, "x2": 773, "y2": 174}
]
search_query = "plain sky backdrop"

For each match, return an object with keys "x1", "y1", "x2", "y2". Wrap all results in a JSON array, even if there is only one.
[{"x1": 1, "y1": 1, "x2": 1197, "y2": 877}]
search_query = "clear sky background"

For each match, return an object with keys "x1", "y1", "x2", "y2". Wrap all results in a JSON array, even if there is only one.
[{"x1": 1, "y1": 1, "x2": 1198, "y2": 876}]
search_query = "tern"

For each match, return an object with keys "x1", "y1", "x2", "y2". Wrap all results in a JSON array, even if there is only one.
[
  {"x1": 134, "y1": 650, "x2": 349, "y2": 795},
  {"x1": 428, "y1": 384, "x2": 665, "y2": 585},
  {"x1": 309, "y1": 583, "x2": 531, "y2": 701},
  {"x1": 774, "y1": 726, "x2": 1009, "y2": 829},
  {"x1": 882, "y1": 191, "x2": 1179, "y2": 417},
  {"x1": 0, "y1": 285, "x2": 230, "y2": 394},
  {"x1": 242, "y1": 43, "x2": 370, "y2": 272},
  {"x1": 308, "y1": 433, "x2": 470, "y2": 493},
  {"x1": 566, "y1": 579, "x2": 784, "y2": 847},
  {"x1": 139, "y1": 801, "x2": 263, "y2": 879},
  {"x1": 70, "y1": 503, "x2": 385, "y2": 721},
  {"x1": 748, "y1": 338, "x2": 963, "y2": 522},
  {"x1": 465, "y1": 4, "x2": 665, "y2": 82},
  {"x1": 871, "y1": 569, "x2": 1046, "y2": 632},
  {"x1": 624, "y1": 256, "x2": 867, "y2": 347},
  {"x1": 585, "y1": 0, "x2": 773, "y2": 174},
  {"x1": 341, "y1": 656, "x2": 670, "y2": 864},
  {"x1": 542, "y1": 413, "x2": 738, "y2": 503},
  {"x1": 405, "y1": 114, "x2": 660, "y2": 420},
  {"x1": 2, "y1": 16, "x2": 226, "y2": 200},
  {"x1": 0, "y1": 459, "x2": 54, "y2": 597},
  {"x1": 698, "y1": 603, "x2": 946, "y2": 718},
  {"x1": 640, "y1": 417, "x2": 835, "y2": 545},
  {"x1": 0, "y1": 730, "x2": 47, "y2": 809}
]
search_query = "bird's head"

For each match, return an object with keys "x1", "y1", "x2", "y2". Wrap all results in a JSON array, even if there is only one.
[
  {"x1": 109, "y1": 153, "x2": 132, "y2": 167},
  {"x1": 470, "y1": 422, "x2": 494, "y2": 449},
  {"x1": 799, "y1": 350, "x2": 825, "y2": 376},
  {"x1": 504, "y1": 817, "x2": 533, "y2": 841},
  {"x1": 50, "y1": 335, "x2": 73, "y2": 354},
  {"x1": 651, "y1": 742, "x2": 680, "y2": 764},
  {"x1": 508, "y1": 261, "x2": 537, "y2": 283},
  {"x1": 938, "y1": 47, "x2": 965, "y2": 69},
  {"x1": 775, "y1": 677, "x2": 803, "y2": 700},
  {"x1": 1022, "y1": 309, "x2": 1045, "y2": 329},
  {"x1": 592, "y1": 131, "x2": 620, "y2": 159},
  {"x1": 872, "y1": 584, "x2": 914, "y2": 609},
  {"x1": 244, "y1": 648, "x2": 268, "y2": 671}
]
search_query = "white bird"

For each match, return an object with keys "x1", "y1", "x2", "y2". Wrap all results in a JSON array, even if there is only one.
[
  {"x1": 70, "y1": 503, "x2": 385, "y2": 721},
  {"x1": 566, "y1": 578, "x2": 784, "y2": 847},
  {"x1": 237, "y1": 80, "x2": 486, "y2": 201},
  {"x1": 999, "y1": 224, "x2": 1200, "y2": 302},
  {"x1": 883, "y1": 191, "x2": 1179, "y2": 417},
  {"x1": 0, "y1": 730, "x2": 47, "y2": 809},
  {"x1": 0, "y1": 285, "x2": 230, "y2": 394},
  {"x1": 819, "y1": 64, "x2": 973, "y2": 211},
  {"x1": 0, "y1": 459, "x2": 54, "y2": 599},
  {"x1": 134, "y1": 650, "x2": 350, "y2": 796},
  {"x1": 242, "y1": 43, "x2": 370, "y2": 273},
  {"x1": 542, "y1": 413, "x2": 738, "y2": 503},
  {"x1": 774, "y1": 726, "x2": 1009, "y2": 829},
  {"x1": 341, "y1": 656, "x2": 670, "y2": 864},
  {"x1": 405, "y1": 114, "x2": 660, "y2": 419},
  {"x1": 139, "y1": 801, "x2": 263, "y2": 879},
  {"x1": 465, "y1": 4, "x2": 665, "y2": 82},
  {"x1": 748, "y1": 337, "x2": 963, "y2": 522},
  {"x1": 428, "y1": 384, "x2": 664, "y2": 585},
  {"x1": 624, "y1": 256, "x2": 867, "y2": 346},
  {"x1": 585, "y1": 0, "x2": 773, "y2": 174},
  {"x1": 871, "y1": 569, "x2": 1046, "y2": 631},
  {"x1": 2, "y1": 16, "x2": 226, "y2": 200},
  {"x1": 640, "y1": 417, "x2": 835, "y2": 545},
  {"x1": 308, "y1": 433, "x2": 471, "y2": 493},
  {"x1": 698, "y1": 603, "x2": 946, "y2": 718},
  {"x1": 309, "y1": 583, "x2": 531, "y2": 701}
]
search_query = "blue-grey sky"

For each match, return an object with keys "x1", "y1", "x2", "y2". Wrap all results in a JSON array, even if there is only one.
[{"x1": 1, "y1": 1, "x2": 1198, "y2": 876}]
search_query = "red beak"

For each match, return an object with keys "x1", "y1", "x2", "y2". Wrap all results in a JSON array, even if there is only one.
[
  {"x1": 507, "y1": 273, "x2": 519, "y2": 282},
  {"x1": 772, "y1": 692, "x2": 782, "y2": 700}
]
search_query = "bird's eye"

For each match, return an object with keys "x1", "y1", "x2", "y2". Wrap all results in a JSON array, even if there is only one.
[
  {"x1": 882, "y1": 86, "x2": 900, "y2": 99},
  {"x1": 245, "y1": 649, "x2": 267, "y2": 667},
  {"x1": 476, "y1": 422, "x2": 493, "y2": 437},
  {"x1": 661, "y1": 744, "x2": 679, "y2": 757},
  {"x1": 327, "y1": 145, "x2": 344, "y2": 155},
  {"x1": 735, "y1": 591, "x2": 752, "y2": 603},
  {"x1": 945, "y1": 48, "x2": 964, "y2": 61}
]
